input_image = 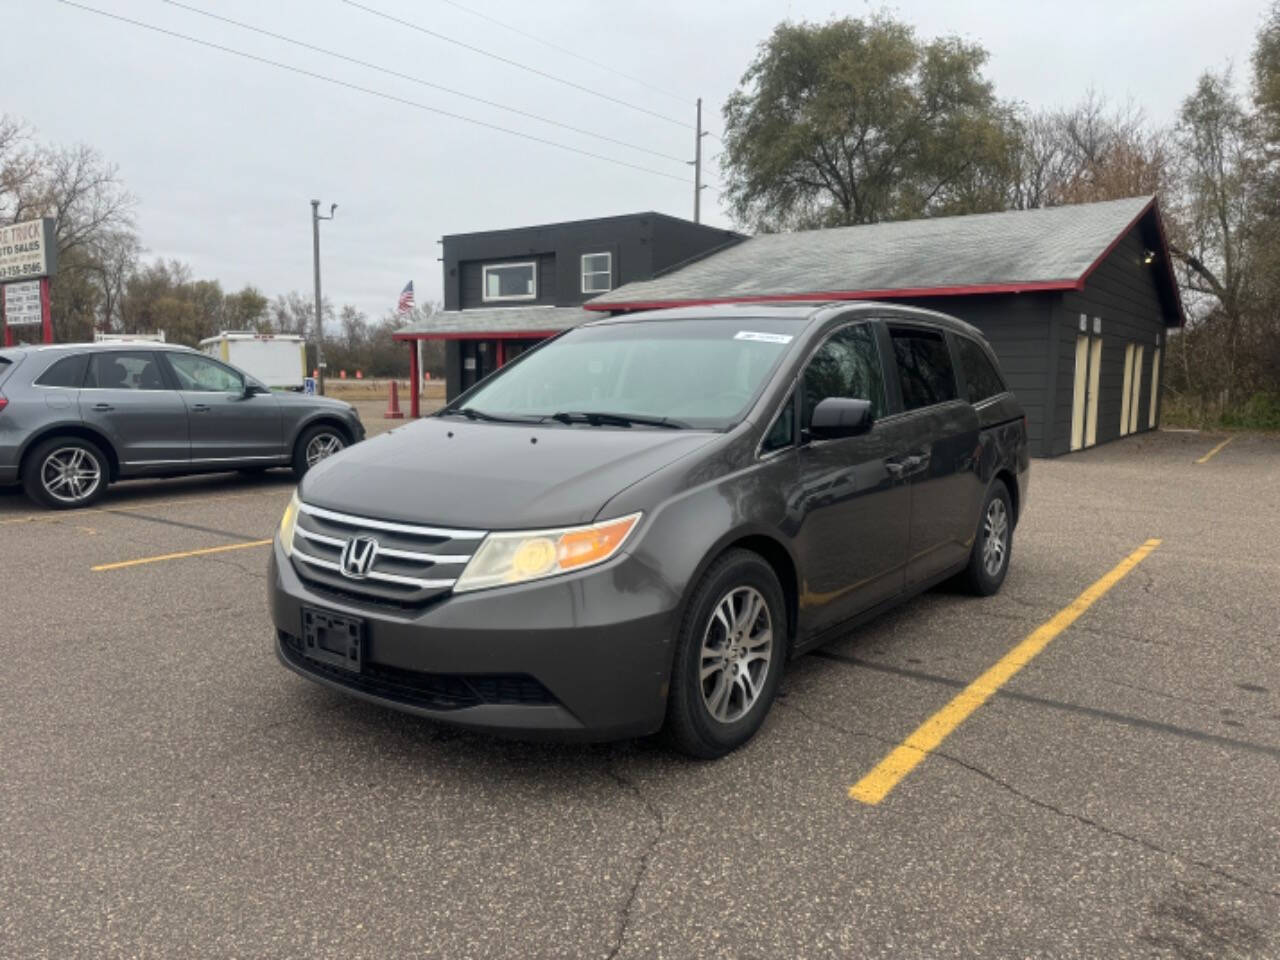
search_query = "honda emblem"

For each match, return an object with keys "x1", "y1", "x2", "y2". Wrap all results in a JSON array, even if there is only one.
[{"x1": 339, "y1": 535, "x2": 379, "y2": 579}]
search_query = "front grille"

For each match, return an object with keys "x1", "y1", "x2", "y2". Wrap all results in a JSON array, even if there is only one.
[
  {"x1": 289, "y1": 502, "x2": 485, "y2": 606},
  {"x1": 279, "y1": 631, "x2": 555, "y2": 711}
]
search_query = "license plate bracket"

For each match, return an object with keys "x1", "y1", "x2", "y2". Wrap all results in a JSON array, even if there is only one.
[{"x1": 301, "y1": 607, "x2": 365, "y2": 673}]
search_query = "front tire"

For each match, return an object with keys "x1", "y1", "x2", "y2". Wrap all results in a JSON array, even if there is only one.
[
  {"x1": 22, "y1": 437, "x2": 110, "y2": 510},
  {"x1": 292, "y1": 424, "x2": 347, "y2": 478},
  {"x1": 963, "y1": 480, "x2": 1013, "y2": 595},
  {"x1": 664, "y1": 550, "x2": 787, "y2": 759}
]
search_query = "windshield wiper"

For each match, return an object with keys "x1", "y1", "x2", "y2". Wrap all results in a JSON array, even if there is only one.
[
  {"x1": 441, "y1": 406, "x2": 540, "y2": 424},
  {"x1": 546, "y1": 411, "x2": 688, "y2": 429}
]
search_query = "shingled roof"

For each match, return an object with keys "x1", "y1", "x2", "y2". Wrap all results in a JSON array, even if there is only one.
[{"x1": 587, "y1": 195, "x2": 1183, "y2": 323}]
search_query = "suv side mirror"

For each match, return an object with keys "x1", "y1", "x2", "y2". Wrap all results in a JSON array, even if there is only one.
[
  {"x1": 243, "y1": 381, "x2": 268, "y2": 397},
  {"x1": 810, "y1": 397, "x2": 874, "y2": 439}
]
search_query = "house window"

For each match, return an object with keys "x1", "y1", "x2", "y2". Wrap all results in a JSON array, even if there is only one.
[
  {"x1": 482, "y1": 262, "x2": 537, "y2": 302},
  {"x1": 581, "y1": 252, "x2": 612, "y2": 293}
]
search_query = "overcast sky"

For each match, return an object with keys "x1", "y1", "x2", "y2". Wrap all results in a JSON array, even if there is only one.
[{"x1": 3, "y1": 0, "x2": 1269, "y2": 322}]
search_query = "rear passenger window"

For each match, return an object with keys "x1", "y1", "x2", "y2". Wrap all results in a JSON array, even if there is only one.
[
  {"x1": 802, "y1": 324, "x2": 886, "y2": 430},
  {"x1": 36, "y1": 354, "x2": 89, "y2": 388},
  {"x1": 86, "y1": 352, "x2": 167, "y2": 390},
  {"x1": 889, "y1": 328, "x2": 957, "y2": 411},
  {"x1": 956, "y1": 337, "x2": 1006, "y2": 404}
]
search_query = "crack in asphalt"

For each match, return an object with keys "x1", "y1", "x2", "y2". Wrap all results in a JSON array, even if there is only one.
[
  {"x1": 777, "y1": 701, "x2": 1280, "y2": 902},
  {"x1": 1096, "y1": 675, "x2": 1276, "y2": 720},
  {"x1": 602, "y1": 761, "x2": 666, "y2": 960},
  {"x1": 930, "y1": 750, "x2": 1280, "y2": 902},
  {"x1": 811, "y1": 650, "x2": 1280, "y2": 760}
]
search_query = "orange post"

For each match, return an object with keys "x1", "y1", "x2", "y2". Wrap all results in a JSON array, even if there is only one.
[{"x1": 385, "y1": 380, "x2": 405, "y2": 419}]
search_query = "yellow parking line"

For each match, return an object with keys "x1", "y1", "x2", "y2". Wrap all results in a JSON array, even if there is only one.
[
  {"x1": 92, "y1": 538, "x2": 272, "y2": 572},
  {"x1": 849, "y1": 538, "x2": 1162, "y2": 805},
  {"x1": 1195, "y1": 436, "x2": 1233, "y2": 464}
]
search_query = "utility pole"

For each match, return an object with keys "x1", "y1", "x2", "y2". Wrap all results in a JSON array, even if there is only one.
[
  {"x1": 311, "y1": 199, "x2": 337, "y2": 395},
  {"x1": 692, "y1": 97, "x2": 705, "y2": 223}
]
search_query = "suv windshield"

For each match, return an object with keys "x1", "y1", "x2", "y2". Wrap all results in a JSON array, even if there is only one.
[{"x1": 451, "y1": 318, "x2": 799, "y2": 429}]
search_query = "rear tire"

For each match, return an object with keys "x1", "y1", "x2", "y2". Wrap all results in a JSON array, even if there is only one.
[
  {"x1": 292, "y1": 424, "x2": 347, "y2": 479},
  {"x1": 22, "y1": 436, "x2": 110, "y2": 510},
  {"x1": 664, "y1": 550, "x2": 787, "y2": 759},
  {"x1": 963, "y1": 480, "x2": 1013, "y2": 595}
]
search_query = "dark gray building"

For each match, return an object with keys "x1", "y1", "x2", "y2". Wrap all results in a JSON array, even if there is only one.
[
  {"x1": 395, "y1": 212, "x2": 741, "y2": 410},
  {"x1": 586, "y1": 196, "x2": 1184, "y2": 457}
]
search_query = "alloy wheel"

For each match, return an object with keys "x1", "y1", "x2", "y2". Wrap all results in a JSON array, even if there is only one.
[
  {"x1": 305, "y1": 433, "x2": 344, "y2": 467},
  {"x1": 41, "y1": 447, "x2": 102, "y2": 505},
  {"x1": 699, "y1": 585, "x2": 774, "y2": 724},
  {"x1": 982, "y1": 497, "x2": 1008, "y2": 577}
]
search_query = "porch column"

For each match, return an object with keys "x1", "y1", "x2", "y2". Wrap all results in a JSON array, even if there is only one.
[{"x1": 407, "y1": 338, "x2": 420, "y2": 418}]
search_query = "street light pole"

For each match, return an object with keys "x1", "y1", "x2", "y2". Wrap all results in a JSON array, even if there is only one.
[{"x1": 310, "y1": 199, "x2": 337, "y2": 395}]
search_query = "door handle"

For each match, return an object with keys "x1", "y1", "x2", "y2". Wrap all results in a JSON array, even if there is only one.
[
  {"x1": 191, "y1": 403, "x2": 211, "y2": 413},
  {"x1": 887, "y1": 452, "x2": 931, "y2": 477},
  {"x1": 92, "y1": 403, "x2": 114, "y2": 412}
]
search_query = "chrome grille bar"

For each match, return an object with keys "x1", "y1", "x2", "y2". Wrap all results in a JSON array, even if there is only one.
[
  {"x1": 292, "y1": 549, "x2": 457, "y2": 589},
  {"x1": 298, "y1": 502, "x2": 486, "y2": 540}
]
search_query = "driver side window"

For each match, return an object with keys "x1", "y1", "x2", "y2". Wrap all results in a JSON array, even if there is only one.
[
  {"x1": 801, "y1": 323, "x2": 886, "y2": 432},
  {"x1": 167, "y1": 353, "x2": 244, "y2": 393}
]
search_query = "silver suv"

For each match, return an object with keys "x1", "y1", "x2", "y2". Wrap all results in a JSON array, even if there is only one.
[{"x1": 0, "y1": 342, "x2": 364, "y2": 509}]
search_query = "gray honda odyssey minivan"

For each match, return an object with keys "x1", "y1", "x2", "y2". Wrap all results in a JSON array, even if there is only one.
[{"x1": 270, "y1": 302, "x2": 1028, "y2": 757}]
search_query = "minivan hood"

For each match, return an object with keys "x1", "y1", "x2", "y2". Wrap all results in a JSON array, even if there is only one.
[{"x1": 299, "y1": 417, "x2": 719, "y2": 530}]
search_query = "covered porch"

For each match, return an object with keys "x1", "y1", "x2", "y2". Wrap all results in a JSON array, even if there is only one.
[{"x1": 392, "y1": 305, "x2": 599, "y2": 416}]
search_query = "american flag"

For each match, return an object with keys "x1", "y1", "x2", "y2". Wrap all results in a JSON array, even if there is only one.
[{"x1": 396, "y1": 281, "x2": 415, "y2": 315}]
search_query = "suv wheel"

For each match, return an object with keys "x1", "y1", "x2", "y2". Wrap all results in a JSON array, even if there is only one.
[
  {"x1": 664, "y1": 550, "x2": 787, "y2": 758},
  {"x1": 963, "y1": 480, "x2": 1013, "y2": 595},
  {"x1": 292, "y1": 424, "x2": 347, "y2": 478},
  {"x1": 23, "y1": 437, "x2": 110, "y2": 510}
]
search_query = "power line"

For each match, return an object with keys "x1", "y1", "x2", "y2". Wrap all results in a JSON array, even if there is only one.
[
  {"x1": 158, "y1": 0, "x2": 688, "y2": 164},
  {"x1": 339, "y1": 0, "x2": 691, "y2": 130},
  {"x1": 56, "y1": 1, "x2": 692, "y2": 184},
  {"x1": 430, "y1": 0, "x2": 688, "y2": 104}
]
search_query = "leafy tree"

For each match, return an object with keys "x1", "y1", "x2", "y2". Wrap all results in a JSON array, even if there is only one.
[
  {"x1": 719, "y1": 15, "x2": 1017, "y2": 229},
  {"x1": 222, "y1": 286, "x2": 270, "y2": 332}
]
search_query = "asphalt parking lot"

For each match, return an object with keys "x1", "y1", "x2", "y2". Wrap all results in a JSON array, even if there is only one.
[{"x1": 2, "y1": 428, "x2": 1278, "y2": 959}]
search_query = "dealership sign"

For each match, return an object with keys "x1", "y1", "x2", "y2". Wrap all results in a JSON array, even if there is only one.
[
  {"x1": 2, "y1": 280, "x2": 43, "y2": 326},
  {"x1": 0, "y1": 217, "x2": 57, "y2": 282}
]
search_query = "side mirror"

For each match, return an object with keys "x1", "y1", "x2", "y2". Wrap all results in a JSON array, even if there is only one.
[
  {"x1": 243, "y1": 381, "x2": 267, "y2": 397},
  {"x1": 809, "y1": 397, "x2": 874, "y2": 440}
]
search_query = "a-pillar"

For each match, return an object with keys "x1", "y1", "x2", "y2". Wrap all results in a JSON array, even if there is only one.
[{"x1": 407, "y1": 338, "x2": 420, "y2": 418}]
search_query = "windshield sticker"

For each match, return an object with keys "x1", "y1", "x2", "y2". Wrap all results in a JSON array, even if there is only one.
[{"x1": 734, "y1": 331, "x2": 794, "y2": 344}]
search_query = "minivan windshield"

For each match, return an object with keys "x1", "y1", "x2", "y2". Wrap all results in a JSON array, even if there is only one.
[{"x1": 451, "y1": 318, "x2": 800, "y2": 429}]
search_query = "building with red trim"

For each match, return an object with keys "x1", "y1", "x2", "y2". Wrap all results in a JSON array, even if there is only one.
[
  {"x1": 398, "y1": 196, "x2": 1182, "y2": 456},
  {"x1": 393, "y1": 212, "x2": 741, "y2": 414}
]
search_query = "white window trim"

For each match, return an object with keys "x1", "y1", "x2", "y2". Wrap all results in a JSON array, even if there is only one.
[
  {"x1": 580, "y1": 251, "x2": 613, "y2": 294},
  {"x1": 482, "y1": 262, "x2": 538, "y2": 302}
]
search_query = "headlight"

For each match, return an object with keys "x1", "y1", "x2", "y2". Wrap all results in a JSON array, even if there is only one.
[
  {"x1": 454, "y1": 512, "x2": 641, "y2": 593},
  {"x1": 279, "y1": 490, "x2": 301, "y2": 556}
]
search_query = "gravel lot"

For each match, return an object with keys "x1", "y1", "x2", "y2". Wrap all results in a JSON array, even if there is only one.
[{"x1": 2, "y1": 428, "x2": 1277, "y2": 959}]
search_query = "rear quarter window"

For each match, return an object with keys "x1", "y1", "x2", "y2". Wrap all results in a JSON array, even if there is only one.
[
  {"x1": 35, "y1": 354, "x2": 89, "y2": 388},
  {"x1": 888, "y1": 327, "x2": 958, "y2": 411},
  {"x1": 956, "y1": 336, "x2": 1007, "y2": 404}
]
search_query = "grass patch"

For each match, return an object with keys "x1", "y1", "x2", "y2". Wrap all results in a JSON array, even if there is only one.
[{"x1": 1161, "y1": 392, "x2": 1280, "y2": 431}]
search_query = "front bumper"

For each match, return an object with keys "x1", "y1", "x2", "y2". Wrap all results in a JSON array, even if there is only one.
[{"x1": 268, "y1": 538, "x2": 678, "y2": 740}]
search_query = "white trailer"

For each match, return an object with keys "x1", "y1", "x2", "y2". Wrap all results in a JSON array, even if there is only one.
[{"x1": 198, "y1": 332, "x2": 308, "y2": 389}]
